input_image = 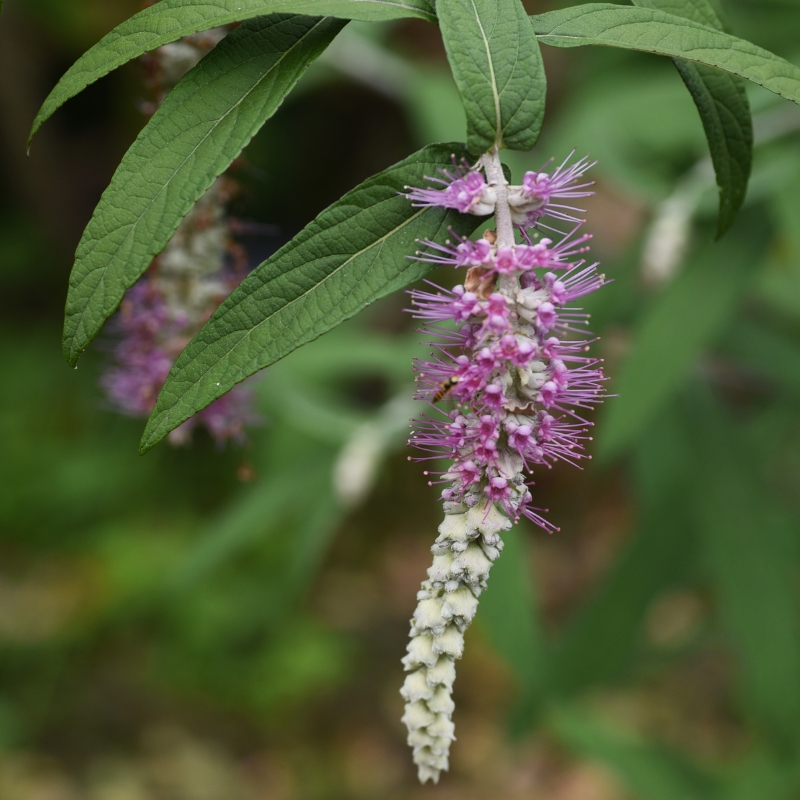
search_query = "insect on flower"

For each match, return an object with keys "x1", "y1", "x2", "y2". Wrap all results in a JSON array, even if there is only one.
[{"x1": 433, "y1": 376, "x2": 460, "y2": 403}]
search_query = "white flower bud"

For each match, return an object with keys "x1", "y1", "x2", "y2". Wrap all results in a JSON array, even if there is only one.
[
  {"x1": 516, "y1": 286, "x2": 549, "y2": 310},
  {"x1": 417, "y1": 764, "x2": 443, "y2": 784},
  {"x1": 425, "y1": 656, "x2": 456, "y2": 690},
  {"x1": 427, "y1": 552, "x2": 456, "y2": 585},
  {"x1": 470, "y1": 185, "x2": 497, "y2": 216},
  {"x1": 407, "y1": 729, "x2": 435, "y2": 751},
  {"x1": 418, "y1": 748, "x2": 448, "y2": 771},
  {"x1": 431, "y1": 626, "x2": 465, "y2": 659},
  {"x1": 441, "y1": 586, "x2": 479, "y2": 628},
  {"x1": 427, "y1": 715, "x2": 456, "y2": 741},
  {"x1": 413, "y1": 596, "x2": 447, "y2": 636},
  {"x1": 481, "y1": 541, "x2": 503, "y2": 561},
  {"x1": 450, "y1": 543, "x2": 493, "y2": 586},
  {"x1": 401, "y1": 670, "x2": 434, "y2": 703},
  {"x1": 401, "y1": 701, "x2": 436, "y2": 731},
  {"x1": 466, "y1": 502, "x2": 511, "y2": 541},
  {"x1": 427, "y1": 687, "x2": 456, "y2": 715},
  {"x1": 507, "y1": 185, "x2": 546, "y2": 217},
  {"x1": 402, "y1": 634, "x2": 438, "y2": 670},
  {"x1": 495, "y1": 449, "x2": 524, "y2": 482},
  {"x1": 434, "y1": 512, "x2": 473, "y2": 552}
]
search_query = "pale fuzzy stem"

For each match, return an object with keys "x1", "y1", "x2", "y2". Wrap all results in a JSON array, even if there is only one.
[
  {"x1": 482, "y1": 148, "x2": 517, "y2": 298},
  {"x1": 401, "y1": 502, "x2": 511, "y2": 783},
  {"x1": 481, "y1": 149, "x2": 514, "y2": 249}
]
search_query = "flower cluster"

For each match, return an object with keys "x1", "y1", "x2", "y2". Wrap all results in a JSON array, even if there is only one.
[
  {"x1": 407, "y1": 152, "x2": 594, "y2": 227},
  {"x1": 400, "y1": 152, "x2": 606, "y2": 783},
  {"x1": 409, "y1": 227, "x2": 605, "y2": 527},
  {"x1": 102, "y1": 30, "x2": 258, "y2": 447}
]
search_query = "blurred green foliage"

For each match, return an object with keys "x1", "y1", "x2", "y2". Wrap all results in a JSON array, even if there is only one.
[{"x1": 2, "y1": 0, "x2": 800, "y2": 797}]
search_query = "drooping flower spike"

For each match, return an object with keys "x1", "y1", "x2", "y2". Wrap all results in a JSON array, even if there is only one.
[
  {"x1": 101, "y1": 32, "x2": 259, "y2": 448},
  {"x1": 400, "y1": 151, "x2": 606, "y2": 784}
]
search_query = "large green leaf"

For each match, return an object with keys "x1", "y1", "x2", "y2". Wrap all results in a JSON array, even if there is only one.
[
  {"x1": 531, "y1": 4, "x2": 800, "y2": 109},
  {"x1": 62, "y1": 15, "x2": 347, "y2": 367},
  {"x1": 140, "y1": 143, "x2": 484, "y2": 452},
  {"x1": 691, "y1": 393, "x2": 800, "y2": 754},
  {"x1": 436, "y1": 0, "x2": 546, "y2": 152},
  {"x1": 29, "y1": 0, "x2": 435, "y2": 144},
  {"x1": 597, "y1": 219, "x2": 769, "y2": 462},
  {"x1": 633, "y1": 0, "x2": 752, "y2": 238}
]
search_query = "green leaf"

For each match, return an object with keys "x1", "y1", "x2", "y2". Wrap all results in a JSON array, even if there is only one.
[
  {"x1": 140, "y1": 143, "x2": 484, "y2": 452},
  {"x1": 597, "y1": 218, "x2": 769, "y2": 462},
  {"x1": 690, "y1": 392, "x2": 800, "y2": 754},
  {"x1": 62, "y1": 15, "x2": 347, "y2": 367},
  {"x1": 436, "y1": 0, "x2": 546, "y2": 152},
  {"x1": 633, "y1": 0, "x2": 753, "y2": 238},
  {"x1": 674, "y1": 62, "x2": 752, "y2": 236},
  {"x1": 531, "y1": 4, "x2": 800, "y2": 110},
  {"x1": 630, "y1": 0, "x2": 725, "y2": 28},
  {"x1": 29, "y1": 0, "x2": 435, "y2": 145},
  {"x1": 551, "y1": 705, "x2": 722, "y2": 800}
]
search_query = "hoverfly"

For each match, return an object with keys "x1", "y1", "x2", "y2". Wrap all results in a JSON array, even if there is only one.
[{"x1": 433, "y1": 376, "x2": 460, "y2": 403}]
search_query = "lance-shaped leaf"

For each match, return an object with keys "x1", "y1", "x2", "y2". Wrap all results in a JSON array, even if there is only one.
[
  {"x1": 140, "y1": 144, "x2": 484, "y2": 452},
  {"x1": 63, "y1": 15, "x2": 347, "y2": 367},
  {"x1": 29, "y1": 0, "x2": 435, "y2": 144},
  {"x1": 436, "y1": 0, "x2": 545, "y2": 152},
  {"x1": 531, "y1": 4, "x2": 800, "y2": 109},
  {"x1": 633, "y1": 0, "x2": 752, "y2": 238}
]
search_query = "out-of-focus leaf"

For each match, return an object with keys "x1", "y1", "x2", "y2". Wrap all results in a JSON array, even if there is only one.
[
  {"x1": 436, "y1": 0, "x2": 546, "y2": 151},
  {"x1": 598, "y1": 219, "x2": 769, "y2": 462},
  {"x1": 140, "y1": 143, "x2": 484, "y2": 453},
  {"x1": 406, "y1": 69, "x2": 466, "y2": 145},
  {"x1": 29, "y1": 0, "x2": 435, "y2": 144},
  {"x1": 545, "y1": 70, "x2": 705, "y2": 200},
  {"x1": 168, "y1": 476, "x2": 300, "y2": 592},
  {"x1": 551, "y1": 705, "x2": 722, "y2": 800},
  {"x1": 690, "y1": 392, "x2": 800, "y2": 753},
  {"x1": 531, "y1": 5, "x2": 800, "y2": 109},
  {"x1": 268, "y1": 325, "x2": 421, "y2": 386},
  {"x1": 725, "y1": 751, "x2": 800, "y2": 800},
  {"x1": 63, "y1": 15, "x2": 347, "y2": 366},
  {"x1": 480, "y1": 524, "x2": 549, "y2": 728},
  {"x1": 552, "y1": 408, "x2": 697, "y2": 695},
  {"x1": 633, "y1": 0, "x2": 752, "y2": 238},
  {"x1": 722, "y1": 320, "x2": 800, "y2": 396}
]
